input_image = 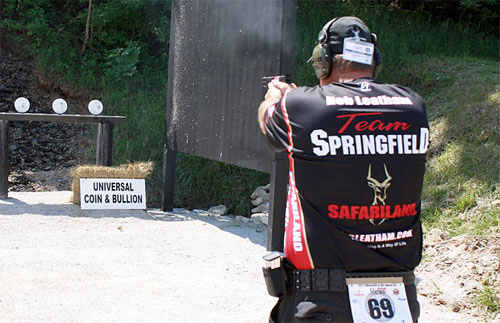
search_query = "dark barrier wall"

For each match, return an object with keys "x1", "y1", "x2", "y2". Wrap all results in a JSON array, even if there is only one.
[{"x1": 165, "y1": 0, "x2": 297, "y2": 173}]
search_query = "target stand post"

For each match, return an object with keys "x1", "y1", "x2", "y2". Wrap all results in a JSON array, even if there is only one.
[{"x1": 0, "y1": 112, "x2": 126, "y2": 199}]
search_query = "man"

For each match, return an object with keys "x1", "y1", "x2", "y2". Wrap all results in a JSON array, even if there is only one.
[{"x1": 258, "y1": 17, "x2": 429, "y2": 322}]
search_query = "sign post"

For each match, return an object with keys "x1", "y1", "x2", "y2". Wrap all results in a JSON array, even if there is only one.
[{"x1": 0, "y1": 120, "x2": 8, "y2": 199}]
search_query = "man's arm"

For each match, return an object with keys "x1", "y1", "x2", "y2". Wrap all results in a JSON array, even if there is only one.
[{"x1": 258, "y1": 81, "x2": 296, "y2": 134}]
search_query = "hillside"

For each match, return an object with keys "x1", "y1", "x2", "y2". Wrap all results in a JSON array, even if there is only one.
[
  {"x1": 1, "y1": 1, "x2": 499, "y2": 318},
  {"x1": 1, "y1": 40, "x2": 499, "y2": 321}
]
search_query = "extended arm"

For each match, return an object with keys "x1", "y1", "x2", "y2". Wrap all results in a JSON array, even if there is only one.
[{"x1": 258, "y1": 81, "x2": 296, "y2": 134}]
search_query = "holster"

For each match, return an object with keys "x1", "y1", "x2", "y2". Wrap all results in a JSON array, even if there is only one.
[{"x1": 262, "y1": 251, "x2": 287, "y2": 297}]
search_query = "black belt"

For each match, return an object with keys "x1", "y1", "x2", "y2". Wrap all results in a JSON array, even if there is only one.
[{"x1": 286, "y1": 268, "x2": 415, "y2": 292}]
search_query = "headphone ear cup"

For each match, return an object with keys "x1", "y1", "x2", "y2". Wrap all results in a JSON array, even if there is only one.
[
  {"x1": 374, "y1": 47, "x2": 382, "y2": 66},
  {"x1": 373, "y1": 46, "x2": 382, "y2": 77},
  {"x1": 310, "y1": 44, "x2": 332, "y2": 80},
  {"x1": 371, "y1": 33, "x2": 382, "y2": 77}
]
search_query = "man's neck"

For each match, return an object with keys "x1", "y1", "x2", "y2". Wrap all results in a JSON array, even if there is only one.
[{"x1": 320, "y1": 70, "x2": 373, "y2": 86}]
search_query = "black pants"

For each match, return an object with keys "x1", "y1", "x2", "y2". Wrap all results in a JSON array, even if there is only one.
[{"x1": 269, "y1": 279, "x2": 420, "y2": 322}]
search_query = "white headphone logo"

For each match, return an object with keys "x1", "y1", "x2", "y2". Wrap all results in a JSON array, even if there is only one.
[{"x1": 351, "y1": 27, "x2": 361, "y2": 40}]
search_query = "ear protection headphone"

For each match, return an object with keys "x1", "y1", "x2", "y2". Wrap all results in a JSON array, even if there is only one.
[
  {"x1": 308, "y1": 18, "x2": 383, "y2": 80},
  {"x1": 308, "y1": 18, "x2": 339, "y2": 80},
  {"x1": 371, "y1": 33, "x2": 383, "y2": 78}
]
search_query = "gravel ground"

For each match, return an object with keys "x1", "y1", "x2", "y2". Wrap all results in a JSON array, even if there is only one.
[
  {"x1": 0, "y1": 192, "x2": 274, "y2": 323},
  {"x1": 0, "y1": 192, "x2": 487, "y2": 323}
]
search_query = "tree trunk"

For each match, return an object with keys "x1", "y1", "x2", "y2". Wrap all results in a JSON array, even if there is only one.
[{"x1": 81, "y1": 0, "x2": 93, "y2": 56}]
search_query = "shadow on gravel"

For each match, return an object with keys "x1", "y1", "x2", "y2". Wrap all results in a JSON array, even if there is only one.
[
  {"x1": 150, "y1": 209, "x2": 267, "y2": 247},
  {"x1": 0, "y1": 195, "x2": 267, "y2": 247},
  {"x1": 0, "y1": 196, "x2": 153, "y2": 220}
]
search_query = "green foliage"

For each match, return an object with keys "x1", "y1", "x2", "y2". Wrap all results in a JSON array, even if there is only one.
[
  {"x1": 1, "y1": 0, "x2": 498, "y2": 219},
  {"x1": 394, "y1": 56, "x2": 500, "y2": 235},
  {"x1": 104, "y1": 41, "x2": 142, "y2": 83},
  {"x1": 473, "y1": 283, "x2": 500, "y2": 313},
  {"x1": 294, "y1": 0, "x2": 499, "y2": 86},
  {"x1": 96, "y1": 74, "x2": 168, "y2": 206},
  {"x1": 380, "y1": 0, "x2": 499, "y2": 37},
  {"x1": 174, "y1": 154, "x2": 269, "y2": 215},
  {"x1": 0, "y1": 0, "x2": 171, "y2": 87},
  {"x1": 296, "y1": 4, "x2": 499, "y2": 235}
]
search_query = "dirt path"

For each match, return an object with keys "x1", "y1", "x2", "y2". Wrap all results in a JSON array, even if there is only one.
[{"x1": 0, "y1": 192, "x2": 496, "y2": 322}]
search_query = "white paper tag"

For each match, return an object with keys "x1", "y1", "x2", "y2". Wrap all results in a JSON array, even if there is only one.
[
  {"x1": 80, "y1": 178, "x2": 146, "y2": 209},
  {"x1": 343, "y1": 38, "x2": 374, "y2": 65},
  {"x1": 347, "y1": 277, "x2": 413, "y2": 323}
]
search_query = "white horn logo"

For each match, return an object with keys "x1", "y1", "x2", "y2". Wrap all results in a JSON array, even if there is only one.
[{"x1": 367, "y1": 163, "x2": 392, "y2": 225}]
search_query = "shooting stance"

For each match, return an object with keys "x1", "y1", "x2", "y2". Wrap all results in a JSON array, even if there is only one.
[{"x1": 258, "y1": 17, "x2": 429, "y2": 322}]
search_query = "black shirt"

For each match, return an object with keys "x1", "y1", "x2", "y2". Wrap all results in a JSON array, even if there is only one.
[{"x1": 264, "y1": 78, "x2": 429, "y2": 272}]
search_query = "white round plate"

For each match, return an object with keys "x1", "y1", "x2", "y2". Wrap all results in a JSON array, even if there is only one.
[
  {"x1": 88, "y1": 100, "x2": 103, "y2": 115},
  {"x1": 52, "y1": 98, "x2": 68, "y2": 114},
  {"x1": 14, "y1": 97, "x2": 30, "y2": 113}
]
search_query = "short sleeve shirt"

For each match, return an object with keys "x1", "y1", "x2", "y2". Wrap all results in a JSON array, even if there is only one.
[{"x1": 264, "y1": 78, "x2": 429, "y2": 272}]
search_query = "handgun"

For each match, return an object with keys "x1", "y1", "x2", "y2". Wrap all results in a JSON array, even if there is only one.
[{"x1": 261, "y1": 75, "x2": 291, "y2": 88}]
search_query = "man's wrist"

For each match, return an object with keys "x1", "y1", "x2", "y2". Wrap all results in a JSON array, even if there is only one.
[
  {"x1": 268, "y1": 93, "x2": 282, "y2": 101},
  {"x1": 264, "y1": 90, "x2": 283, "y2": 101}
]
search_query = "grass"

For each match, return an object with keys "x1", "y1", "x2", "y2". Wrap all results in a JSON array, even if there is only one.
[
  {"x1": 77, "y1": 3, "x2": 500, "y2": 220},
  {"x1": 3, "y1": 0, "x2": 498, "y2": 220},
  {"x1": 174, "y1": 154, "x2": 269, "y2": 215},
  {"x1": 97, "y1": 80, "x2": 167, "y2": 207},
  {"x1": 2, "y1": 0, "x2": 499, "y2": 316},
  {"x1": 98, "y1": 79, "x2": 270, "y2": 214},
  {"x1": 473, "y1": 283, "x2": 500, "y2": 314},
  {"x1": 296, "y1": 3, "x2": 499, "y2": 235},
  {"x1": 399, "y1": 56, "x2": 500, "y2": 236}
]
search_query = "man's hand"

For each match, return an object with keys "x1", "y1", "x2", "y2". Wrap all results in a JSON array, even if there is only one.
[
  {"x1": 258, "y1": 81, "x2": 297, "y2": 134},
  {"x1": 265, "y1": 81, "x2": 296, "y2": 101}
]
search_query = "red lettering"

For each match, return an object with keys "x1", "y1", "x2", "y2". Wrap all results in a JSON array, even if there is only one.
[
  {"x1": 328, "y1": 204, "x2": 418, "y2": 220},
  {"x1": 385, "y1": 121, "x2": 412, "y2": 131},
  {"x1": 359, "y1": 206, "x2": 369, "y2": 219},
  {"x1": 402, "y1": 204, "x2": 411, "y2": 216},
  {"x1": 337, "y1": 112, "x2": 382, "y2": 134},
  {"x1": 337, "y1": 113, "x2": 412, "y2": 134},
  {"x1": 380, "y1": 205, "x2": 386, "y2": 218},
  {"x1": 366, "y1": 120, "x2": 413, "y2": 132},
  {"x1": 355, "y1": 121, "x2": 369, "y2": 131},
  {"x1": 351, "y1": 206, "x2": 360, "y2": 219},
  {"x1": 339, "y1": 205, "x2": 350, "y2": 219},
  {"x1": 392, "y1": 205, "x2": 401, "y2": 218},
  {"x1": 368, "y1": 119, "x2": 384, "y2": 131},
  {"x1": 328, "y1": 204, "x2": 339, "y2": 218}
]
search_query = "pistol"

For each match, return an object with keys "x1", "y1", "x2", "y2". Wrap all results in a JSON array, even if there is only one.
[{"x1": 261, "y1": 75, "x2": 291, "y2": 88}]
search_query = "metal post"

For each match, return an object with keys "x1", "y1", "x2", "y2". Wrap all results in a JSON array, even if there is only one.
[
  {"x1": 267, "y1": 151, "x2": 288, "y2": 251},
  {"x1": 96, "y1": 122, "x2": 113, "y2": 166},
  {"x1": 161, "y1": 147, "x2": 177, "y2": 211},
  {"x1": 0, "y1": 120, "x2": 9, "y2": 199}
]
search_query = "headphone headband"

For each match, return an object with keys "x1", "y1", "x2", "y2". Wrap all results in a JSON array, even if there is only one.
[
  {"x1": 310, "y1": 17, "x2": 383, "y2": 80},
  {"x1": 317, "y1": 18, "x2": 339, "y2": 46}
]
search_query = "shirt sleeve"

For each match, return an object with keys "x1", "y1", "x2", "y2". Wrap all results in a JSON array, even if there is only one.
[{"x1": 263, "y1": 97, "x2": 289, "y2": 153}]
